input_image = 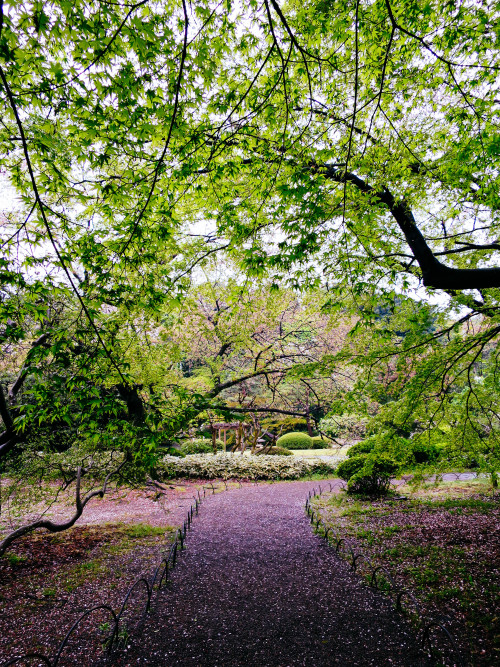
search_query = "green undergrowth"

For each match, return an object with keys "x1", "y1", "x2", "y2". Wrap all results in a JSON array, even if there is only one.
[
  {"x1": 4, "y1": 552, "x2": 27, "y2": 566},
  {"x1": 311, "y1": 480, "x2": 499, "y2": 665},
  {"x1": 119, "y1": 523, "x2": 171, "y2": 539}
]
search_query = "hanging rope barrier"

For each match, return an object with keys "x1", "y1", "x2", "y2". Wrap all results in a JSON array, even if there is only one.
[
  {"x1": 306, "y1": 482, "x2": 467, "y2": 666},
  {"x1": 1, "y1": 479, "x2": 244, "y2": 667}
]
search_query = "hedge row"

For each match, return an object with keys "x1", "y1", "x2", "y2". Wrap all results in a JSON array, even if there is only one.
[{"x1": 155, "y1": 453, "x2": 338, "y2": 480}]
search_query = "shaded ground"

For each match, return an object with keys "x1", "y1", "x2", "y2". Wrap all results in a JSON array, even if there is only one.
[
  {"x1": 312, "y1": 479, "x2": 499, "y2": 666},
  {"x1": 125, "y1": 481, "x2": 423, "y2": 666},
  {"x1": 0, "y1": 482, "x2": 205, "y2": 662}
]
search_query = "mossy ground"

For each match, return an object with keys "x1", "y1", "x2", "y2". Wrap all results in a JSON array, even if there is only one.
[
  {"x1": 0, "y1": 521, "x2": 176, "y2": 659},
  {"x1": 1, "y1": 522, "x2": 176, "y2": 598},
  {"x1": 312, "y1": 479, "x2": 499, "y2": 666}
]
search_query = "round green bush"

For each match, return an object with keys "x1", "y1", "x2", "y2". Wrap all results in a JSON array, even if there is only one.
[
  {"x1": 347, "y1": 440, "x2": 375, "y2": 458},
  {"x1": 276, "y1": 432, "x2": 313, "y2": 450},
  {"x1": 181, "y1": 438, "x2": 224, "y2": 455},
  {"x1": 311, "y1": 436, "x2": 332, "y2": 449},
  {"x1": 336, "y1": 454, "x2": 367, "y2": 481},
  {"x1": 346, "y1": 454, "x2": 399, "y2": 496}
]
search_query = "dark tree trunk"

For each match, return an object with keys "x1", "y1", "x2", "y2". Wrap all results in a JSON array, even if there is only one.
[{"x1": 117, "y1": 384, "x2": 146, "y2": 425}]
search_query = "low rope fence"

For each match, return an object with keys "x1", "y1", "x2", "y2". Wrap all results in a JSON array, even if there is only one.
[
  {"x1": 4, "y1": 474, "x2": 474, "y2": 666},
  {"x1": 1, "y1": 479, "x2": 248, "y2": 667},
  {"x1": 305, "y1": 481, "x2": 467, "y2": 667}
]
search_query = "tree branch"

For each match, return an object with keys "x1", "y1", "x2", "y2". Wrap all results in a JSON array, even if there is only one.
[
  {"x1": 8, "y1": 332, "x2": 50, "y2": 403},
  {"x1": 0, "y1": 460, "x2": 127, "y2": 556},
  {"x1": 0, "y1": 385, "x2": 16, "y2": 460},
  {"x1": 216, "y1": 405, "x2": 309, "y2": 417},
  {"x1": 322, "y1": 164, "x2": 500, "y2": 291},
  {"x1": 0, "y1": 384, "x2": 13, "y2": 431},
  {"x1": 208, "y1": 369, "x2": 282, "y2": 396}
]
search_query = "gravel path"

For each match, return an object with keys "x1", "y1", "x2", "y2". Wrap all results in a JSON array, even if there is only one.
[{"x1": 127, "y1": 481, "x2": 423, "y2": 666}]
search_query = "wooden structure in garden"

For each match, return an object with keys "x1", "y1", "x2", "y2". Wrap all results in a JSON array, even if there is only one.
[
  {"x1": 209, "y1": 422, "x2": 251, "y2": 451},
  {"x1": 205, "y1": 420, "x2": 276, "y2": 453}
]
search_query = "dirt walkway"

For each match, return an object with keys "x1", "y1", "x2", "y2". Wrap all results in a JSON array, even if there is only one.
[{"x1": 126, "y1": 481, "x2": 423, "y2": 666}]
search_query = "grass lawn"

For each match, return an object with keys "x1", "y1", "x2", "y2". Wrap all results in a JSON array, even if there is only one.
[
  {"x1": 311, "y1": 478, "x2": 499, "y2": 666},
  {"x1": 292, "y1": 446, "x2": 350, "y2": 458}
]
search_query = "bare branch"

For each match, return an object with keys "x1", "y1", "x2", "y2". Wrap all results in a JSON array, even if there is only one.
[{"x1": 0, "y1": 459, "x2": 127, "y2": 556}]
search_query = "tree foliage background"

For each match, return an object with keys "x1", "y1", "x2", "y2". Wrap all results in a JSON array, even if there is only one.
[{"x1": 1, "y1": 0, "x2": 500, "y2": 548}]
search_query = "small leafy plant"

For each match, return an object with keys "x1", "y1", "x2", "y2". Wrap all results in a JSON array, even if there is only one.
[{"x1": 337, "y1": 453, "x2": 399, "y2": 496}]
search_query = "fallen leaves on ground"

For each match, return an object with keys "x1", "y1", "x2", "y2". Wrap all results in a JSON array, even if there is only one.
[{"x1": 314, "y1": 485, "x2": 499, "y2": 666}]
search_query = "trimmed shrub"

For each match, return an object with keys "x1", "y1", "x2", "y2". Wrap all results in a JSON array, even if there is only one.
[
  {"x1": 156, "y1": 453, "x2": 337, "y2": 480},
  {"x1": 347, "y1": 454, "x2": 399, "y2": 495},
  {"x1": 337, "y1": 452, "x2": 399, "y2": 496},
  {"x1": 347, "y1": 440, "x2": 375, "y2": 458},
  {"x1": 255, "y1": 446, "x2": 293, "y2": 456},
  {"x1": 181, "y1": 441, "x2": 212, "y2": 454},
  {"x1": 311, "y1": 436, "x2": 332, "y2": 449},
  {"x1": 181, "y1": 438, "x2": 224, "y2": 455},
  {"x1": 337, "y1": 455, "x2": 367, "y2": 481},
  {"x1": 276, "y1": 432, "x2": 313, "y2": 450}
]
